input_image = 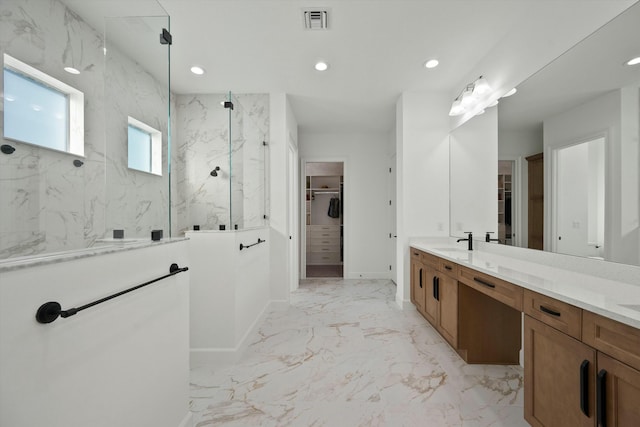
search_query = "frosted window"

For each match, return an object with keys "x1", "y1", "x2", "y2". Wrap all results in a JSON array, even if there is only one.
[
  {"x1": 3, "y1": 67, "x2": 69, "y2": 151},
  {"x1": 128, "y1": 125, "x2": 152, "y2": 172}
]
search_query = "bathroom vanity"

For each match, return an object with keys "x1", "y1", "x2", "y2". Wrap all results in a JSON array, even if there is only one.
[{"x1": 410, "y1": 242, "x2": 640, "y2": 427}]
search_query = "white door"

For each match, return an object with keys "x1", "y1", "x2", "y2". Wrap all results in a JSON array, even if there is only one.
[
  {"x1": 389, "y1": 154, "x2": 397, "y2": 284},
  {"x1": 288, "y1": 140, "x2": 299, "y2": 291}
]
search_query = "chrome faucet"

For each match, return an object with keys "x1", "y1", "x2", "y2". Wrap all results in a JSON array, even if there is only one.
[
  {"x1": 485, "y1": 232, "x2": 500, "y2": 243},
  {"x1": 457, "y1": 232, "x2": 473, "y2": 251}
]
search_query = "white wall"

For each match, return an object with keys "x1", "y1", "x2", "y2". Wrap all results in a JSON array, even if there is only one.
[
  {"x1": 187, "y1": 228, "x2": 271, "y2": 365},
  {"x1": 0, "y1": 242, "x2": 191, "y2": 427},
  {"x1": 544, "y1": 88, "x2": 639, "y2": 265},
  {"x1": 450, "y1": 108, "x2": 498, "y2": 237},
  {"x1": 269, "y1": 93, "x2": 298, "y2": 300},
  {"x1": 396, "y1": 91, "x2": 451, "y2": 307},
  {"x1": 299, "y1": 132, "x2": 390, "y2": 279}
]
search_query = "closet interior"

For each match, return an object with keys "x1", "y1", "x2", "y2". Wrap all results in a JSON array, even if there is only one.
[{"x1": 305, "y1": 162, "x2": 344, "y2": 278}]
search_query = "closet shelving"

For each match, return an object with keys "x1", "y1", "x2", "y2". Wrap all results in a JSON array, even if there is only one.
[{"x1": 305, "y1": 174, "x2": 343, "y2": 265}]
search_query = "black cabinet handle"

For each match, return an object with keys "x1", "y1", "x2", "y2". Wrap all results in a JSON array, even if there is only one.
[
  {"x1": 419, "y1": 268, "x2": 423, "y2": 289},
  {"x1": 473, "y1": 277, "x2": 496, "y2": 288},
  {"x1": 580, "y1": 360, "x2": 589, "y2": 416},
  {"x1": 413, "y1": 252, "x2": 419, "y2": 256},
  {"x1": 540, "y1": 305, "x2": 561, "y2": 317},
  {"x1": 432, "y1": 276, "x2": 437, "y2": 300},
  {"x1": 597, "y1": 369, "x2": 606, "y2": 427},
  {"x1": 435, "y1": 277, "x2": 440, "y2": 301},
  {"x1": 444, "y1": 265, "x2": 452, "y2": 271}
]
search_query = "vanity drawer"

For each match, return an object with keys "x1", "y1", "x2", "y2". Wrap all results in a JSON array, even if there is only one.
[
  {"x1": 582, "y1": 311, "x2": 640, "y2": 372},
  {"x1": 458, "y1": 267, "x2": 523, "y2": 311},
  {"x1": 409, "y1": 248, "x2": 438, "y2": 267},
  {"x1": 438, "y1": 259, "x2": 459, "y2": 278},
  {"x1": 523, "y1": 290, "x2": 582, "y2": 340}
]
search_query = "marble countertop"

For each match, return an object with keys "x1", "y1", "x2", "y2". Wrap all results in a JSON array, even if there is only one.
[
  {"x1": 411, "y1": 238, "x2": 640, "y2": 330},
  {"x1": 0, "y1": 238, "x2": 188, "y2": 273}
]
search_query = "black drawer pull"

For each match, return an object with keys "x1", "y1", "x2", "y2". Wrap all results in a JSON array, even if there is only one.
[
  {"x1": 432, "y1": 276, "x2": 437, "y2": 299},
  {"x1": 413, "y1": 252, "x2": 419, "y2": 256},
  {"x1": 435, "y1": 277, "x2": 440, "y2": 301},
  {"x1": 540, "y1": 305, "x2": 561, "y2": 317},
  {"x1": 473, "y1": 277, "x2": 496, "y2": 288},
  {"x1": 580, "y1": 360, "x2": 589, "y2": 416},
  {"x1": 444, "y1": 265, "x2": 452, "y2": 271},
  {"x1": 419, "y1": 268, "x2": 423, "y2": 288},
  {"x1": 597, "y1": 369, "x2": 606, "y2": 427}
]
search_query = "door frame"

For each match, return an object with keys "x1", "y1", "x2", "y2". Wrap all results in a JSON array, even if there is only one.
[
  {"x1": 300, "y1": 157, "x2": 348, "y2": 279},
  {"x1": 287, "y1": 136, "x2": 299, "y2": 291}
]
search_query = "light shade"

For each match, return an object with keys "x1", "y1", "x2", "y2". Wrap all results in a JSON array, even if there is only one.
[
  {"x1": 190, "y1": 66, "x2": 205, "y2": 75},
  {"x1": 314, "y1": 61, "x2": 329, "y2": 71},
  {"x1": 503, "y1": 88, "x2": 517, "y2": 97},
  {"x1": 473, "y1": 76, "x2": 491, "y2": 95},
  {"x1": 448, "y1": 99, "x2": 464, "y2": 116},
  {"x1": 460, "y1": 86, "x2": 476, "y2": 107}
]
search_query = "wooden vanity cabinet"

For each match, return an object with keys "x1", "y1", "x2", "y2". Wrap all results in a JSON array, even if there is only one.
[
  {"x1": 434, "y1": 263, "x2": 458, "y2": 348},
  {"x1": 524, "y1": 315, "x2": 595, "y2": 427},
  {"x1": 410, "y1": 250, "x2": 426, "y2": 315},
  {"x1": 596, "y1": 352, "x2": 640, "y2": 427}
]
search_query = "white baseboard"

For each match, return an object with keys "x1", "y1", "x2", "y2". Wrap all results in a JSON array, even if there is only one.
[
  {"x1": 190, "y1": 299, "x2": 287, "y2": 367},
  {"x1": 178, "y1": 411, "x2": 193, "y2": 427},
  {"x1": 395, "y1": 295, "x2": 412, "y2": 310},
  {"x1": 346, "y1": 272, "x2": 392, "y2": 279}
]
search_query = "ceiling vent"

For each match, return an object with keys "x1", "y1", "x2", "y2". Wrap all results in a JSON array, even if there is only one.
[{"x1": 303, "y1": 10, "x2": 329, "y2": 30}]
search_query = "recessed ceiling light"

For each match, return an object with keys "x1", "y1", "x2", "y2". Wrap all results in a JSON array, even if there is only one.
[
  {"x1": 424, "y1": 59, "x2": 439, "y2": 69},
  {"x1": 64, "y1": 67, "x2": 80, "y2": 75},
  {"x1": 314, "y1": 61, "x2": 329, "y2": 71},
  {"x1": 503, "y1": 88, "x2": 517, "y2": 97},
  {"x1": 626, "y1": 56, "x2": 640, "y2": 66},
  {"x1": 190, "y1": 66, "x2": 205, "y2": 75}
]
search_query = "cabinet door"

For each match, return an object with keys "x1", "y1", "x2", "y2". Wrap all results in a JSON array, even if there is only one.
[
  {"x1": 436, "y1": 273, "x2": 458, "y2": 347},
  {"x1": 423, "y1": 264, "x2": 439, "y2": 326},
  {"x1": 410, "y1": 258, "x2": 426, "y2": 315},
  {"x1": 525, "y1": 315, "x2": 595, "y2": 427},
  {"x1": 597, "y1": 352, "x2": 640, "y2": 427}
]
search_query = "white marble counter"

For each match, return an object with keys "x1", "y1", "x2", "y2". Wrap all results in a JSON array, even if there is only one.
[
  {"x1": 410, "y1": 237, "x2": 640, "y2": 330},
  {"x1": 0, "y1": 238, "x2": 188, "y2": 273}
]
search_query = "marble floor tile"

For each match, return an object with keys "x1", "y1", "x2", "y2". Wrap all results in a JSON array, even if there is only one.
[{"x1": 190, "y1": 279, "x2": 527, "y2": 426}]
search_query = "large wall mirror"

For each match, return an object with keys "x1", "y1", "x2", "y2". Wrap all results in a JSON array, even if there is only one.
[{"x1": 452, "y1": 2, "x2": 640, "y2": 267}]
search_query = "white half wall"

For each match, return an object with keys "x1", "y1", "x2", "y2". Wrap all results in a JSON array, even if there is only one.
[
  {"x1": 299, "y1": 132, "x2": 390, "y2": 279},
  {"x1": 0, "y1": 242, "x2": 190, "y2": 427}
]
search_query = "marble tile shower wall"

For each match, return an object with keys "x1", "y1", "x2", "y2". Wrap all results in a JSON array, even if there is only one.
[
  {"x1": 175, "y1": 94, "x2": 269, "y2": 232},
  {"x1": 0, "y1": 0, "x2": 172, "y2": 259}
]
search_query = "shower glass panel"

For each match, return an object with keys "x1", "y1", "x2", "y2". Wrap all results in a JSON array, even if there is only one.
[
  {"x1": 229, "y1": 93, "x2": 269, "y2": 230},
  {"x1": 104, "y1": 5, "x2": 171, "y2": 241},
  {"x1": 178, "y1": 92, "x2": 268, "y2": 231}
]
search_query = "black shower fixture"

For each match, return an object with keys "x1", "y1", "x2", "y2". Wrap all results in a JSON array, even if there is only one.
[
  {"x1": 1, "y1": 144, "x2": 15, "y2": 155},
  {"x1": 210, "y1": 166, "x2": 221, "y2": 177},
  {"x1": 223, "y1": 101, "x2": 234, "y2": 110}
]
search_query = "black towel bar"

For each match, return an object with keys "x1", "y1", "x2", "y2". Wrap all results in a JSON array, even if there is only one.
[
  {"x1": 239, "y1": 238, "x2": 266, "y2": 251},
  {"x1": 35, "y1": 263, "x2": 189, "y2": 324}
]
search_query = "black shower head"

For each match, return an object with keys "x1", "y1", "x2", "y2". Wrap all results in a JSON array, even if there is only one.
[{"x1": 210, "y1": 166, "x2": 221, "y2": 177}]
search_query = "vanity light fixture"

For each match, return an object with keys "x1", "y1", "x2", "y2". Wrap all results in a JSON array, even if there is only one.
[
  {"x1": 502, "y1": 88, "x2": 517, "y2": 97},
  {"x1": 424, "y1": 59, "x2": 439, "y2": 69},
  {"x1": 64, "y1": 67, "x2": 80, "y2": 75},
  {"x1": 314, "y1": 61, "x2": 329, "y2": 71},
  {"x1": 626, "y1": 56, "x2": 640, "y2": 66},
  {"x1": 190, "y1": 66, "x2": 205, "y2": 75},
  {"x1": 448, "y1": 75, "x2": 493, "y2": 116}
]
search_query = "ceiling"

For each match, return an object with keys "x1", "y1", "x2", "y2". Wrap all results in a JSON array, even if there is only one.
[{"x1": 61, "y1": 0, "x2": 636, "y2": 134}]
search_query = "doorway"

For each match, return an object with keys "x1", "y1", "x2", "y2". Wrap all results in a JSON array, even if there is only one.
[
  {"x1": 553, "y1": 137, "x2": 605, "y2": 258},
  {"x1": 498, "y1": 160, "x2": 515, "y2": 245},
  {"x1": 304, "y1": 162, "x2": 344, "y2": 278}
]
